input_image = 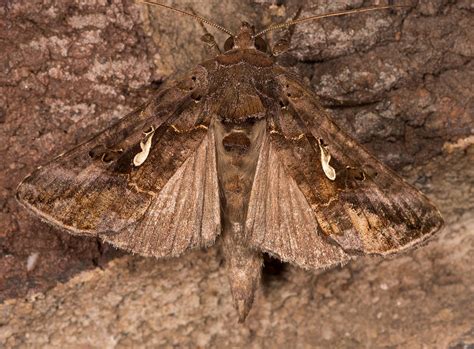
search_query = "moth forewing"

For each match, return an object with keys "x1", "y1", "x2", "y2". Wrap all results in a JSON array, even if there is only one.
[{"x1": 16, "y1": 2, "x2": 443, "y2": 322}]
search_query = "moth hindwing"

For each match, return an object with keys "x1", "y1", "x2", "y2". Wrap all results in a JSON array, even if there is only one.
[{"x1": 16, "y1": 2, "x2": 443, "y2": 322}]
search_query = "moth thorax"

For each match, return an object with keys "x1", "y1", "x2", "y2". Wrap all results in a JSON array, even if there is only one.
[{"x1": 218, "y1": 92, "x2": 265, "y2": 123}]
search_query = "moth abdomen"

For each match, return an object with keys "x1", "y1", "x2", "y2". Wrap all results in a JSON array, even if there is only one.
[{"x1": 222, "y1": 131, "x2": 251, "y2": 154}]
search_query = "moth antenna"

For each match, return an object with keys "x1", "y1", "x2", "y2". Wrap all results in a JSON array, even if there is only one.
[
  {"x1": 254, "y1": 5, "x2": 410, "y2": 38},
  {"x1": 137, "y1": 0, "x2": 234, "y2": 37}
]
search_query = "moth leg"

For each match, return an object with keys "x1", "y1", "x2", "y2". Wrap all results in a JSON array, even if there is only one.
[
  {"x1": 200, "y1": 32, "x2": 221, "y2": 54},
  {"x1": 271, "y1": 7, "x2": 302, "y2": 56},
  {"x1": 188, "y1": 7, "x2": 222, "y2": 54}
]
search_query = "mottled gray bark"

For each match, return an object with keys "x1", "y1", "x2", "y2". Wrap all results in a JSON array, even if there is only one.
[{"x1": 1, "y1": 1, "x2": 472, "y2": 348}]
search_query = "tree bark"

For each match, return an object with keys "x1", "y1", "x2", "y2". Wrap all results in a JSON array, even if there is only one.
[{"x1": 1, "y1": 1, "x2": 472, "y2": 347}]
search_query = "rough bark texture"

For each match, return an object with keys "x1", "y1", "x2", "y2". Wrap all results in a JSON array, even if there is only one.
[{"x1": 1, "y1": 0, "x2": 473, "y2": 348}]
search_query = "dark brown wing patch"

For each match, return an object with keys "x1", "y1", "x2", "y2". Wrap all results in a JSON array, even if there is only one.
[
  {"x1": 16, "y1": 67, "x2": 220, "y2": 249},
  {"x1": 17, "y1": 105, "x2": 164, "y2": 234},
  {"x1": 245, "y1": 136, "x2": 350, "y2": 269},
  {"x1": 105, "y1": 129, "x2": 221, "y2": 257},
  {"x1": 266, "y1": 73, "x2": 443, "y2": 255}
]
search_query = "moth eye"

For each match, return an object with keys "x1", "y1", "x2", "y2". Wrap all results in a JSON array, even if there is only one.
[{"x1": 224, "y1": 36, "x2": 235, "y2": 51}]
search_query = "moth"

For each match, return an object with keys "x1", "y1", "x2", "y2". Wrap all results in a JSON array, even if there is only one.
[{"x1": 16, "y1": 1, "x2": 444, "y2": 321}]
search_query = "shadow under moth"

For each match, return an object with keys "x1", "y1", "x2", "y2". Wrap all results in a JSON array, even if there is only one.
[{"x1": 16, "y1": 1, "x2": 444, "y2": 321}]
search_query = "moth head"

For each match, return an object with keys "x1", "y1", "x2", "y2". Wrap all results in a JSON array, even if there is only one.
[
  {"x1": 224, "y1": 22, "x2": 267, "y2": 53},
  {"x1": 138, "y1": 2, "x2": 409, "y2": 57}
]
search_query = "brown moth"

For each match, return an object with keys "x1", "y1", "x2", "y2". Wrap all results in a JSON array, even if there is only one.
[{"x1": 16, "y1": 1, "x2": 443, "y2": 321}]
